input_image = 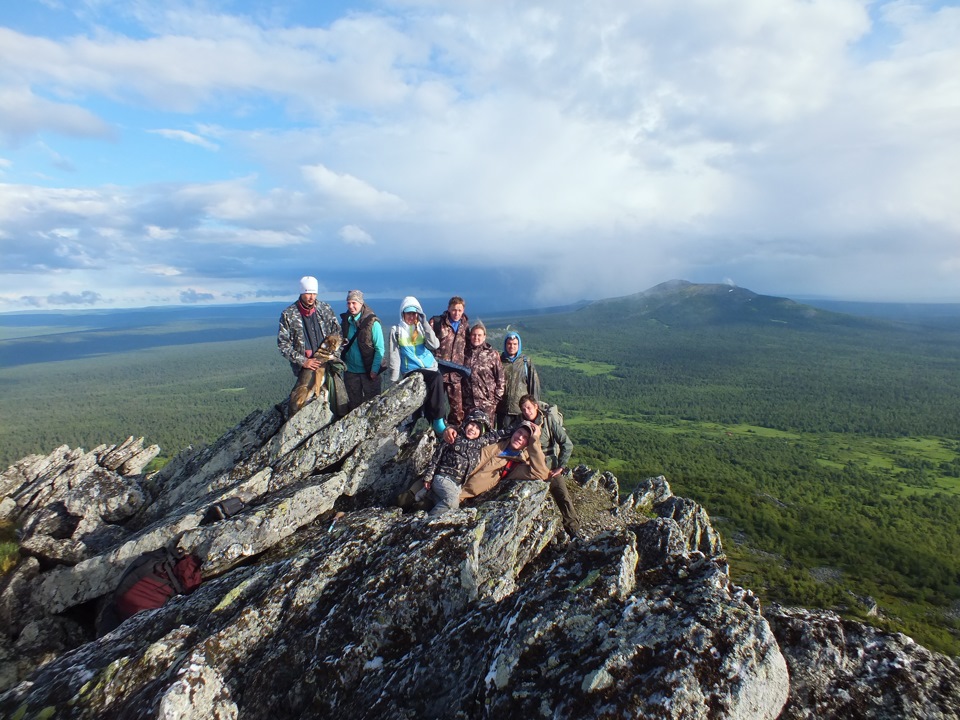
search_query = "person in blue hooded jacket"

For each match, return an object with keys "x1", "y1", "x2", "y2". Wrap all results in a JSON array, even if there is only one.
[
  {"x1": 386, "y1": 296, "x2": 449, "y2": 435},
  {"x1": 497, "y1": 330, "x2": 541, "y2": 430}
]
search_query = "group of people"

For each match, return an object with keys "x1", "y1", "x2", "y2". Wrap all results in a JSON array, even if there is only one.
[{"x1": 277, "y1": 276, "x2": 580, "y2": 538}]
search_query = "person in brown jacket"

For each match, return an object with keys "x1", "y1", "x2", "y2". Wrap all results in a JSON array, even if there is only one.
[
  {"x1": 430, "y1": 296, "x2": 470, "y2": 425},
  {"x1": 462, "y1": 320, "x2": 504, "y2": 426},
  {"x1": 458, "y1": 421, "x2": 548, "y2": 502}
]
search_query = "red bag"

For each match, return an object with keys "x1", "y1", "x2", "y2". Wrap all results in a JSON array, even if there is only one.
[{"x1": 112, "y1": 549, "x2": 202, "y2": 620}]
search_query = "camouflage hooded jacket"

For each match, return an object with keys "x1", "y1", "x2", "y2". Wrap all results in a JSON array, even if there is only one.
[
  {"x1": 430, "y1": 311, "x2": 470, "y2": 365},
  {"x1": 463, "y1": 341, "x2": 504, "y2": 419},
  {"x1": 530, "y1": 401, "x2": 573, "y2": 470}
]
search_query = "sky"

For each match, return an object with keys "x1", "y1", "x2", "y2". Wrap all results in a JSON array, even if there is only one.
[{"x1": 0, "y1": 0, "x2": 958, "y2": 313}]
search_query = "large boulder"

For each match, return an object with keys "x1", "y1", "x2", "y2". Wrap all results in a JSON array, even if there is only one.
[{"x1": 767, "y1": 604, "x2": 960, "y2": 719}]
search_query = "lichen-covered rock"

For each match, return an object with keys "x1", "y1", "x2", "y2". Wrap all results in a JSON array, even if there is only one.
[
  {"x1": 0, "y1": 486, "x2": 788, "y2": 720},
  {"x1": 766, "y1": 605, "x2": 960, "y2": 719},
  {"x1": 1, "y1": 378, "x2": 956, "y2": 718},
  {"x1": 622, "y1": 473, "x2": 674, "y2": 512},
  {"x1": 0, "y1": 556, "x2": 40, "y2": 638},
  {"x1": 1, "y1": 439, "x2": 155, "y2": 570},
  {"x1": 572, "y1": 464, "x2": 620, "y2": 497}
]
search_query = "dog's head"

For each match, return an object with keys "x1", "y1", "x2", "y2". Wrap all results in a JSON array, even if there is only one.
[{"x1": 321, "y1": 333, "x2": 342, "y2": 353}]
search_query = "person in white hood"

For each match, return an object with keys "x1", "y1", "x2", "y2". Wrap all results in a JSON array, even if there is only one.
[{"x1": 386, "y1": 296, "x2": 449, "y2": 435}]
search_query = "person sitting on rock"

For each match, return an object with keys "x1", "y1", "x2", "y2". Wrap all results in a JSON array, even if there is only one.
[
  {"x1": 497, "y1": 330, "x2": 541, "y2": 430},
  {"x1": 457, "y1": 420, "x2": 548, "y2": 507},
  {"x1": 398, "y1": 408, "x2": 512, "y2": 516},
  {"x1": 385, "y1": 296, "x2": 449, "y2": 435},
  {"x1": 517, "y1": 393, "x2": 581, "y2": 539}
]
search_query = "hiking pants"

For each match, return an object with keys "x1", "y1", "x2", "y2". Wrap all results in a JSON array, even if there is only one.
[
  {"x1": 549, "y1": 474, "x2": 581, "y2": 537},
  {"x1": 442, "y1": 373, "x2": 464, "y2": 425},
  {"x1": 411, "y1": 369, "x2": 450, "y2": 424},
  {"x1": 428, "y1": 475, "x2": 460, "y2": 516},
  {"x1": 344, "y1": 371, "x2": 381, "y2": 411},
  {"x1": 498, "y1": 412, "x2": 521, "y2": 431}
]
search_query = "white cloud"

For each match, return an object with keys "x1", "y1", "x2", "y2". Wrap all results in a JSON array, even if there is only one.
[
  {"x1": 148, "y1": 128, "x2": 219, "y2": 151},
  {"x1": 145, "y1": 263, "x2": 182, "y2": 276},
  {"x1": 0, "y1": 85, "x2": 114, "y2": 144},
  {"x1": 339, "y1": 224, "x2": 374, "y2": 245},
  {"x1": 145, "y1": 226, "x2": 177, "y2": 240},
  {"x1": 1, "y1": 1, "x2": 959, "y2": 309},
  {"x1": 302, "y1": 164, "x2": 407, "y2": 217}
]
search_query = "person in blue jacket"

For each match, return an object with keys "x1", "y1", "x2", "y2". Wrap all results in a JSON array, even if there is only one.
[
  {"x1": 339, "y1": 289, "x2": 384, "y2": 411},
  {"x1": 385, "y1": 296, "x2": 448, "y2": 435}
]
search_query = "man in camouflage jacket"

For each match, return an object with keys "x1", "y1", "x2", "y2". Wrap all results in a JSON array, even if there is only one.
[
  {"x1": 430, "y1": 296, "x2": 470, "y2": 425},
  {"x1": 277, "y1": 276, "x2": 341, "y2": 415}
]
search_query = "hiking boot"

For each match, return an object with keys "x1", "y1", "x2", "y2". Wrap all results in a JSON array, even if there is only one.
[{"x1": 397, "y1": 491, "x2": 416, "y2": 511}]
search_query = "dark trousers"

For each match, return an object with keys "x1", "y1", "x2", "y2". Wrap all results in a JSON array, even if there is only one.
[
  {"x1": 549, "y1": 474, "x2": 580, "y2": 537},
  {"x1": 498, "y1": 412, "x2": 521, "y2": 431},
  {"x1": 344, "y1": 371, "x2": 381, "y2": 411},
  {"x1": 412, "y1": 369, "x2": 450, "y2": 423},
  {"x1": 442, "y1": 372, "x2": 464, "y2": 425}
]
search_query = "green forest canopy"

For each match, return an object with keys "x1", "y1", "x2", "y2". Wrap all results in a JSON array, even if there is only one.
[{"x1": 2, "y1": 299, "x2": 960, "y2": 653}]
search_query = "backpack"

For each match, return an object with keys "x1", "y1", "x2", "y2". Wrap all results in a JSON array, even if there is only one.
[
  {"x1": 200, "y1": 497, "x2": 247, "y2": 525},
  {"x1": 96, "y1": 547, "x2": 202, "y2": 636},
  {"x1": 325, "y1": 359, "x2": 351, "y2": 418}
]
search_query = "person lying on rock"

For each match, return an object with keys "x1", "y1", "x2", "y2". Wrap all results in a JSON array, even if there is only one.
[
  {"x1": 457, "y1": 420, "x2": 549, "y2": 507},
  {"x1": 398, "y1": 408, "x2": 513, "y2": 515}
]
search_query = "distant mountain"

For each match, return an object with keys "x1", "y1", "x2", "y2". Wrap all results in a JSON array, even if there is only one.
[
  {"x1": 578, "y1": 280, "x2": 882, "y2": 329},
  {"x1": 0, "y1": 282, "x2": 941, "y2": 369}
]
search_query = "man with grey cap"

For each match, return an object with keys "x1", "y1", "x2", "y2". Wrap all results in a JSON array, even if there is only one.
[
  {"x1": 277, "y1": 275, "x2": 341, "y2": 416},
  {"x1": 339, "y1": 289, "x2": 384, "y2": 411}
]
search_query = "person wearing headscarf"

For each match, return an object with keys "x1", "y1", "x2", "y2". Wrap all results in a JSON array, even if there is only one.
[{"x1": 497, "y1": 330, "x2": 541, "y2": 430}]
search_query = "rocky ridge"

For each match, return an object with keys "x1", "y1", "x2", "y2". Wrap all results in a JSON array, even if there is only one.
[{"x1": 0, "y1": 375, "x2": 957, "y2": 719}]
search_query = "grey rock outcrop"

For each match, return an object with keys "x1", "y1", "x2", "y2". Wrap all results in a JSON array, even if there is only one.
[
  {"x1": 0, "y1": 377, "x2": 955, "y2": 719},
  {"x1": 1, "y1": 437, "x2": 156, "y2": 567},
  {"x1": 767, "y1": 605, "x2": 960, "y2": 719}
]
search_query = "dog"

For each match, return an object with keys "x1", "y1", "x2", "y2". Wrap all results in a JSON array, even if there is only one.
[
  {"x1": 309, "y1": 333, "x2": 343, "y2": 401},
  {"x1": 289, "y1": 333, "x2": 343, "y2": 415}
]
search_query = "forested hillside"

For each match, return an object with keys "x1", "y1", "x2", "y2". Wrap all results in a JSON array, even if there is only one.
[
  {"x1": 512, "y1": 288, "x2": 960, "y2": 654},
  {"x1": 2, "y1": 286, "x2": 959, "y2": 653}
]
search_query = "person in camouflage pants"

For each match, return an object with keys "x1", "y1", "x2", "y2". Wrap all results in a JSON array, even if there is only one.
[
  {"x1": 430, "y1": 296, "x2": 470, "y2": 425},
  {"x1": 462, "y1": 320, "x2": 503, "y2": 426}
]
